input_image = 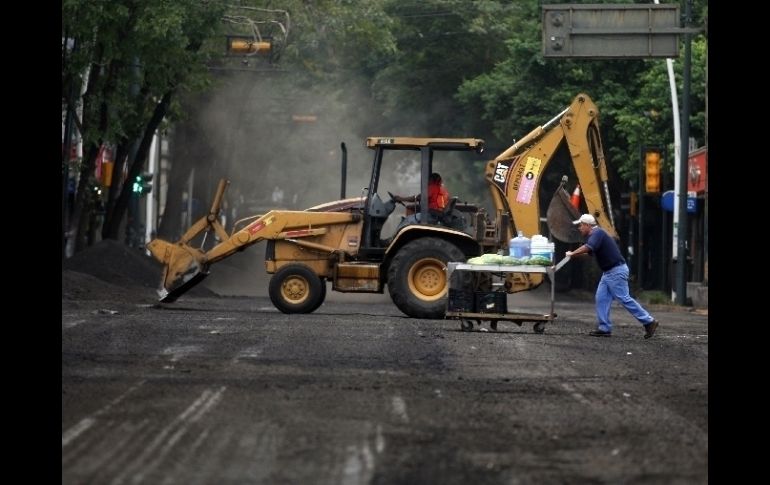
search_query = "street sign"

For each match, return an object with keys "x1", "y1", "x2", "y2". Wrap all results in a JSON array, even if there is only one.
[
  {"x1": 661, "y1": 190, "x2": 697, "y2": 214},
  {"x1": 542, "y1": 4, "x2": 680, "y2": 58},
  {"x1": 687, "y1": 147, "x2": 707, "y2": 194}
]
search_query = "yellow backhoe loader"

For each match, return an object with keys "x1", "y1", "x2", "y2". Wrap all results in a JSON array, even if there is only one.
[{"x1": 148, "y1": 93, "x2": 617, "y2": 318}]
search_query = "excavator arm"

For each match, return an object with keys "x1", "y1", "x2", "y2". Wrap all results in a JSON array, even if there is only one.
[
  {"x1": 485, "y1": 93, "x2": 618, "y2": 292},
  {"x1": 486, "y1": 93, "x2": 617, "y2": 241},
  {"x1": 147, "y1": 179, "x2": 360, "y2": 302}
]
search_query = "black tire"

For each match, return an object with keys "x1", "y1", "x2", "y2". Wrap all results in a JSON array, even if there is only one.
[
  {"x1": 388, "y1": 237, "x2": 465, "y2": 319},
  {"x1": 308, "y1": 278, "x2": 327, "y2": 313},
  {"x1": 268, "y1": 264, "x2": 325, "y2": 314}
]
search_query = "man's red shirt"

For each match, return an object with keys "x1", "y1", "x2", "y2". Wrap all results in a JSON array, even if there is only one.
[{"x1": 428, "y1": 182, "x2": 449, "y2": 210}]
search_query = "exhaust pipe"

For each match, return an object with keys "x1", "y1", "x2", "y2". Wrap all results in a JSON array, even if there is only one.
[{"x1": 340, "y1": 142, "x2": 347, "y2": 199}]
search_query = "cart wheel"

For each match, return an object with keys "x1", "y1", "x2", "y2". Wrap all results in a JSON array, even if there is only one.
[
  {"x1": 533, "y1": 322, "x2": 545, "y2": 334},
  {"x1": 460, "y1": 319, "x2": 474, "y2": 332}
]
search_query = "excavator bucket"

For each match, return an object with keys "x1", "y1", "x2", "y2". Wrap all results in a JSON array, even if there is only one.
[
  {"x1": 146, "y1": 239, "x2": 209, "y2": 302},
  {"x1": 546, "y1": 184, "x2": 582, "y2": 244}
]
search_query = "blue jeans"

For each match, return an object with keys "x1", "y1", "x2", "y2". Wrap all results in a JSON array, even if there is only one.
[{"x1": 595, "y1": 263, "x2": 654, "y2": 332}]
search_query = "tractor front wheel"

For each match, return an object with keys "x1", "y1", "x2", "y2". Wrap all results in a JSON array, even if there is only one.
[{"x1": 269, "y1": 264, "x2": 325, "y2": 314}]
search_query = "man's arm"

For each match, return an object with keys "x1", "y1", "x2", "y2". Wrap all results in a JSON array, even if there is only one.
[
  {"x1": 566, "y1": 244, "x2": 591, "y2": 258},
  {"x1": 394, "y1": 193, "x2": 420, "y2": 203}
]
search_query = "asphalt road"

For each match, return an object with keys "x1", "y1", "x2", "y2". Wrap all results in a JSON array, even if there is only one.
[{"x1": 62, "y1": 281, "x2": 708, "y2": 484}]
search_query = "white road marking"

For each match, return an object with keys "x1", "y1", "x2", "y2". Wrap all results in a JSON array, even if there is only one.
[
  {"x1": 159, "y1": 427, "x2": 211, "y2": 485},
  {"x1": 561, "y1": 382, "x2": 591, "y2": 406},
  {"x1": 391, "y1": 395, "x2": 409, "y2": 423},
  {"x1": 231, "y1": 346, "x2": 264, "y2": 363},
  {"x1": 375, "y1": 424, "x2": 386, "y2": 454},
  {"x1": 63, "y1": 419, "x2": 153, "y2": 475},
  {"x1": 111, "y1": 386, "x2": 226, "y2": 485},
  {"x1": 62, "y1": 417, "x2": 95, "y2": 447},
  {"x1": 339, "y1": 423, "x2": 386, "y2": 485},
  {"x1": 161, "y1": 345, "x2": 200, "y2": 363},
  {"x1": 342, "y1": 440, "x2": 375, "y2": 485},
  {"x1": 62, "y1": 380, "x2": 146, "y2": 447},
  {"x1": 63, "y1": 319, "x2": 86, "y2": 329}
]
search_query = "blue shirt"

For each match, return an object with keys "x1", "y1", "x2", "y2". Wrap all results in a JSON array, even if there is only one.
[{"x1": 585, "y1": 227, "x2": 625, "y2": 272}]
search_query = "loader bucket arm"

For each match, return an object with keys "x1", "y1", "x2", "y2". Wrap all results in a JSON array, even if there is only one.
[{"x1": 147, "y1": 179, "x2": 360, "y2": 302}]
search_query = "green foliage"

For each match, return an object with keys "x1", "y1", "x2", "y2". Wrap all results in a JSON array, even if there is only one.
[
  {"x1": 609, "y1": 38, "x2": 707, "y2": 182},
  {"x1": 452, "y1": 0, "x2": 707, "y2": 187},
  {"x1": 64, "y1": 0, "x2": 708, "y2": 179},
  {"x1": 62, "y1": 0, "x2": 227, "y2": 149},
  {"x1": 370, "y1": 0, "x2": 527, "y2": 132},
  {"x1": 62, "y1": 0, "x2": 228, "y2": 246},
  {"x1": 278, "y1": 0, "x2": 398, "y2": 82}
]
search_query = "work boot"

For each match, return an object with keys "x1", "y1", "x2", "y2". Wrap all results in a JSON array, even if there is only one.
[
  {"x1": 644, "y1": 320, "x2": 659, "y2": 339},
  {"x1": 588, "y1": 329, "x2": 611, "y2": 337}
]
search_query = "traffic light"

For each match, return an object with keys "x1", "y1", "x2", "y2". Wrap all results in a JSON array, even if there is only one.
[
  {"x1": 132, "y1": 173, "x2": 153, "y2": 195},
  {"x1": 644, "y1": 149, "x2": 661, "y2": 193},
  {"x1": 226, "y1": 35, "x2": 271, "y2": 55}
]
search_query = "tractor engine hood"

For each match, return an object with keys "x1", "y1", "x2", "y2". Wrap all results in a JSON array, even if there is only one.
[{"x1": 306, "y1": 196, "x2": 365, "y2": 213}]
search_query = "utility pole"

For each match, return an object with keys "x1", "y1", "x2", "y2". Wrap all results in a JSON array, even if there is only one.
[
  {"x1": 675, "y1": 0, "x2": 693, "y2": 305},
  {"x1": 638, "y1": 149, "x2": 645, "y2": 288}
]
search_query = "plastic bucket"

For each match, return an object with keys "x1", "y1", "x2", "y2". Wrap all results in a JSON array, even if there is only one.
[{"x1": 530, "y1": 237, "x2": 554, "y2": 263}]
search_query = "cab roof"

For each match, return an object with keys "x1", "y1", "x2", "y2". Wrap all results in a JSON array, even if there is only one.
[{"x1": 366, "y1": 137, "x2": 485, "y2": 153}]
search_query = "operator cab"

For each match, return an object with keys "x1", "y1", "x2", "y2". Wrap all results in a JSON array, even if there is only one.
[{"x1": 359, "y1": 137, "x2": 485, "y2": 256}]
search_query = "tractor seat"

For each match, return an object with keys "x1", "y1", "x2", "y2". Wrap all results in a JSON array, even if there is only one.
[{"x1": 430, "y1": 197, "x2": 460, "y2": 227}]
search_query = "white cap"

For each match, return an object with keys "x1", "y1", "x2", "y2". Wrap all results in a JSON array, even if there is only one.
[{"x1": 573, "y1": 214, "x2": 597, "y2": 226}]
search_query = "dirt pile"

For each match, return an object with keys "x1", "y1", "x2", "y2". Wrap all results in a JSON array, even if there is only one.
[{"x1": 62, "y1": 239, "x2": 217, "y2": 301}]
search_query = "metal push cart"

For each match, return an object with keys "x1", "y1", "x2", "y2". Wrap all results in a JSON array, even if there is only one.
[{"x1": 445, "y1": 257, "x2": 571, "y2": 333}]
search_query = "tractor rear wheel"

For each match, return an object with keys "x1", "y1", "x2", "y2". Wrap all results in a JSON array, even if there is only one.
[{"x1": 388, "y1": 237, "x2": 465, "y2": 319}]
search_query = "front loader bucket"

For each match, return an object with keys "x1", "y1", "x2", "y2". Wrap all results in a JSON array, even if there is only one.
[
  {"x1": 546, "y1": 185, "x2": 582, "y2": 243},
  {"x1": 158, "y1": 265, "x2": 209, "y2": 303},
  {"x1": 147, "y1": 239, "x2": 209, "y2": 303}
]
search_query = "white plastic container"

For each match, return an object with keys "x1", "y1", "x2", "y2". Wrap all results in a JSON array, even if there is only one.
[
  {"x1": 530, "y1": 234, "x2": 555, "y2": 263},
  {"x1": 508, "y1": 230, "x2": 531, "y2": 258}
]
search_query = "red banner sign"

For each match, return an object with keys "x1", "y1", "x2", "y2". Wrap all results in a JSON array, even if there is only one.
[{"x1": 687, "y1": 147, "x2": 707, "y2": 194}]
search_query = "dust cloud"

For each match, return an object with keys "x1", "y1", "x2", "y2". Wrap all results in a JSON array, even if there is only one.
[{"x1": 183, "y1": 70, "x2": 491, "y2": 216}]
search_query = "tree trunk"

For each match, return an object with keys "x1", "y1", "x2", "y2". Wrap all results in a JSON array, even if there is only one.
[
  {"x1": 67, "y1": 51, "x2": 104, "y2": 254},
  {"x1": 101, "y1": 138, "x2": 130, "y2": 238},
  {"x1": 70, "y1": 143, "x2": 100, "y2": 253},
  {"x1": 156, "y1": 120, "x2": 199, "y2": 240},
  {"x1": 102, "y1": 90, "x2": 174, "y2": 240}
]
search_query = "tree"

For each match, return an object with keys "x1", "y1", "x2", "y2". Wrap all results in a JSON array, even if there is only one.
[{"x1": 62, "y1": 0, "x2": 226, "y2": 252}]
